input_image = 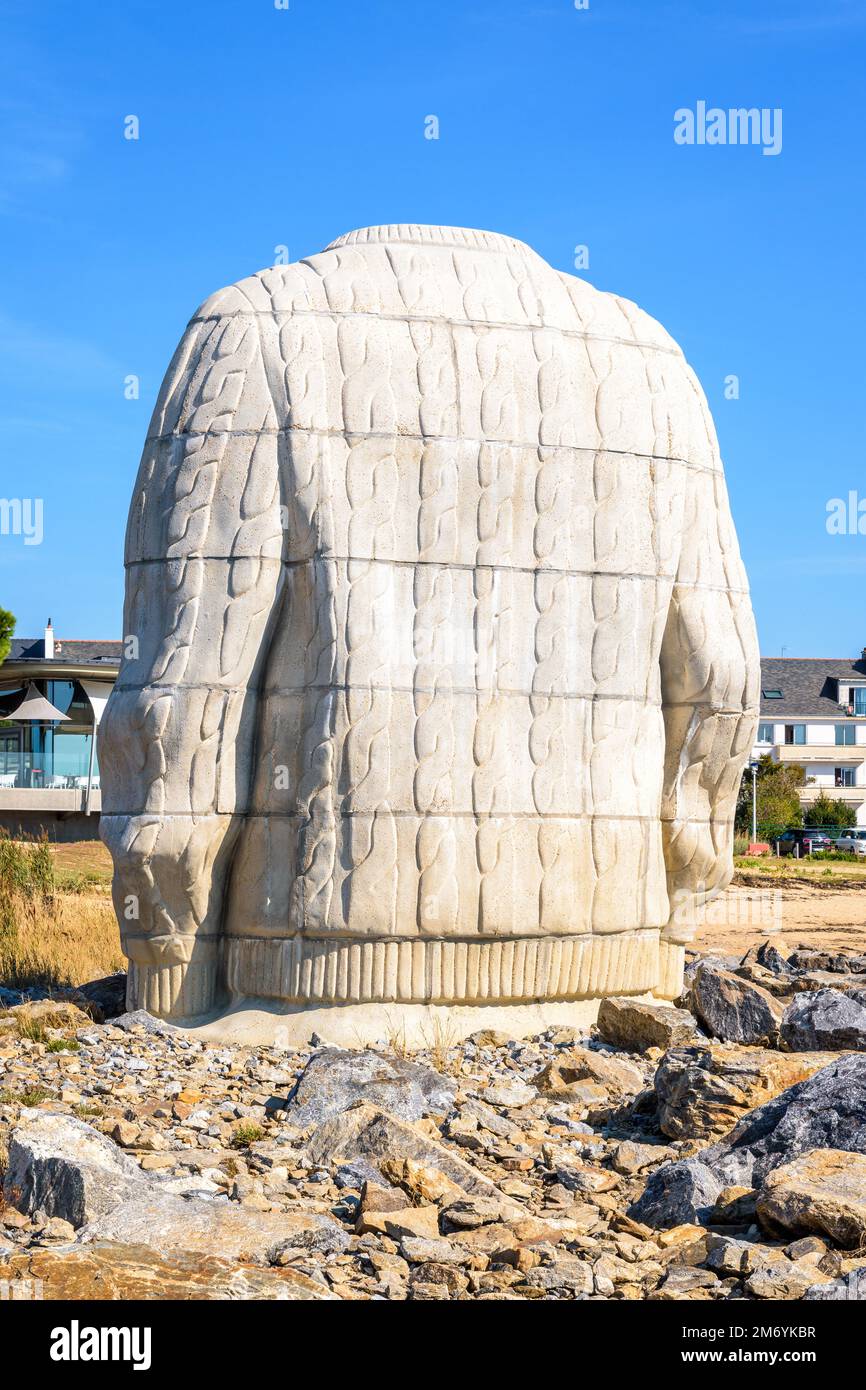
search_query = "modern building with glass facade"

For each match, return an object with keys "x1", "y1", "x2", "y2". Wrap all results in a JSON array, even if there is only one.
[
  {"x1": 0, "y1": 622, "x2": 120, "y2": 839},
  {"x1": 753, "y1": 654, "x2": 866, "y2": 825}
]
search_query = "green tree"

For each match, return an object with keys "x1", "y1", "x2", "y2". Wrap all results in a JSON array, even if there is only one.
[
  {"x1": 736, "y1": 754, "x2": 807, "y2": 841},
  {"x1": 804, "y1": 793, "x2": 857, "y2": 829},
  {"x1": 0, "y1": 608, "x2": 14, "y2": 666}
]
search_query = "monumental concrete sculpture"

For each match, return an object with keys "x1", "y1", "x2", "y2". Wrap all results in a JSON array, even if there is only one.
[{"x1": 99, "y1": 224, "x2": 759, "y2": 1043}]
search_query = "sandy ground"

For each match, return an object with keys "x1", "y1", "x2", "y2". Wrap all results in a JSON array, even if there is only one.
[{"x1": 699, "y1": 876, "x2": 866, "y2": 958}]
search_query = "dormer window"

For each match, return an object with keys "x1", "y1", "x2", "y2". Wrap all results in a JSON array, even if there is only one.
[{"x1": 846, "y1": 686, "x2": 866, "y2": 716}]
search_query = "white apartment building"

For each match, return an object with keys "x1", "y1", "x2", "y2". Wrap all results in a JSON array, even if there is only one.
[{"x1": 753, "y1": 655, "x2": 866, "y2": 826}]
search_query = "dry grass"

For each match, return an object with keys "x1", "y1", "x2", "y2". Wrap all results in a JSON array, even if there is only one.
[
  {"x1": 384, "y1": 1020, "x2": 411, "y2": 1059},
  {"x1": 0, "y1": 832, "x2": 123, "y2": 991},
  {"x1": 425, "y1": 1018, "x2": 463, "y2": 1076},
  {"x1": 48, "y1": 838, "x2": 114, "y2": 888}
]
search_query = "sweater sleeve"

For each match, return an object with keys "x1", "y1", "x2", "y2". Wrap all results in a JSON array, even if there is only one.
[{"x1": 99, "y1": 288, "x2": 284, "y2": 1017}]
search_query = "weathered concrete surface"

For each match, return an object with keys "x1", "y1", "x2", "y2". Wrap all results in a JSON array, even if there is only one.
[{"x1": 98, "y1": 222, "x2": 759, "y2": 1038}]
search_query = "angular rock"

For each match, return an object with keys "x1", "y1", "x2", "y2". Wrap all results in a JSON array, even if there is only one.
[
  {"x1": 524, "y1": 1258, "x2": 593, "y2": 1295},
  {"x1": 0, "y1": 1243, "x2": 333, "y2": 1300},
  {"x1": 711, "y1": 1185, "x2": 757, "y2": 1224},
  {"x1": 440, "y1": 1195, "x2": 506, "y2": 1230},
  {"x1": 467, "y1": 1029, "x2": 512, "y2": 1048},
  {"x1": 627, "y1": 1159, "x2": 722, "y2": 1229},
  {"x1": 732, "y1": 961, "x2": 798, "y2": 999},
  {"x1": 534, "y1": 1048, "x2": 644, "y2": 1099},
  {"x1": 358, "y1": 1203, "x2": 441, "y2": 1242},
  {"x1": 285, "y1": 1048, "x2": 456, "y2": 1127},
  {"x1": 756, "y1": 1150, "x2": 866, "y2": 1248},
  {"x1": 703, "y1": 1054, "x2": 866, "y2": 1187},
  {"x1": 379, "y1": 1156, "x2": 463, "y2": 1205},
  {"x1": 651, "y1": 1265, "x2": 720, "y2": 1298},
  {"x1": 400, "y1": 1236, "x2": 465, "y2": 1265},
  {"x1": 781, "y1": 988, "x2": 866, "y2": 1052},
  {"x1": 612, "y1": 1140, "x2": 675, "y2": 1175},
  {"x1": 80, "y1": 1195, "x2": 347, "y2": 1264},
  {"x1": 690, "y1": 962, "x2": 783, "y2": 1046},
  {"x1": 740, "y1": 938, "x2": 793, "y2": 975},
  {"x1": 450, "y1": 1217, "x2": 564, "y2": 1263},
  {"x1": 304, "y1": 1104, "x2": 525, "y2": 1215},
  {"x1": 110, "y1": 1010, "x2": 178, "y2": 1036},
  {"x1": 72, "y1": 973, "x2": 128, "y2": 1022},
  {"x1": 786, "y1": 1235, "x2": 827, "y2": 1260},
  {"x1": 596, "y1": 998, "x2": 697, "y2": 1052},
  {"x1": 746, "y1": 1260, "x2": 827, "y2": 1299},
  {"x1": 704, "y1": 1234, "x2": 750, "y2": 1276},
  {"x1": 476, "y1": 1080, "x2": 536, "y2": 1108},
  {"x1": 654, "y1": 1042, "x2": 840, "y2": 1141},
  {"x1": 358, "y1": 1180, "x2": 412, "y2": 1216},
  {"x1": 789, "y1": 950, "x2": 866, "y2": 975},
  {"x1": 2, "y1": 1110, "x2": 149, "y2": 1227},
  {"x1": 804, "y1": 1268, "x2": 866, "y2": 1299}
]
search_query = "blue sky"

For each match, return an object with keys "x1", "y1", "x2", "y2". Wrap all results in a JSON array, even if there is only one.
[{"x1": 0, "y1": 0, "x2": 863, "y2": 657}]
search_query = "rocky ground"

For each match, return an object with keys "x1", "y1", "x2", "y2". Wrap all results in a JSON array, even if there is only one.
[{"x1": 2, "y1": 941, "x2": 866, "y2": 1301}]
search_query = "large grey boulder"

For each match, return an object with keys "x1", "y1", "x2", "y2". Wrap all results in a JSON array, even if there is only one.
[
  {"x1": 285, "y1": 1048, "x2": 457, "y2": 1127},
  {"x1": 2, "y1": 1109, "x2": 347, "y2": 1265},
  {"x1": 626, "y1": 1159, "x2": 722, "y2": 1228},
  {"x1": 653, "y1": 1043, "x2": 837, "y2": 1141},
  {"x1": 703, "y1": 1053, "x2": 866, "y2": 1187},
  {"x1": 2, "y1": 1110, "x2": 149, "y2": 1227},
  {"x1": 690, "y1": 962, "x2": 782, "y2": 1046},
  {"x1": 781, "y1": 988, "x2": 866, "y2": 1051},
  {"x1": 80, "y1": 1196, "x2": 347, "y2": 1265}
]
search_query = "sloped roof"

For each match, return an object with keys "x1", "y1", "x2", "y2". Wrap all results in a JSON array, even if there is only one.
[
  {"x1": 7, "y1": 637, "x2": 121, "y2": 668},
  {"x1": 760, "y1": 657, "x2": 866, "y2": 718}
]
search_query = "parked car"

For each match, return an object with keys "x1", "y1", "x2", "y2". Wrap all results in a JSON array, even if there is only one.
[
  {"x1": 835, "y1": 829, "x2": 866, "y2": 856},
  {"x1": 776, "y1": 829, "x2": 834, "y2": 856}
]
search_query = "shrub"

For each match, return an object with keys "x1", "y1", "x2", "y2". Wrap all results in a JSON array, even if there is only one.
[{"x1": 230, "y1": 1122, "x2": 264, "y2": 1150}]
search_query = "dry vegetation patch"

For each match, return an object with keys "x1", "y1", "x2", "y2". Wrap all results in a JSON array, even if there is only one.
[{"x1": 0, "y1": 832, "x2": 122, "y2": 990}]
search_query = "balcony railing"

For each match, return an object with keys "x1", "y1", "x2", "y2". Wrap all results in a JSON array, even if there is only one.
[
  {"x1": 800, "y1": 785, "x2": 864, "y2": 803},
  {"x1": 777, "y1": 744, "x2": 865, "y2": 763}
]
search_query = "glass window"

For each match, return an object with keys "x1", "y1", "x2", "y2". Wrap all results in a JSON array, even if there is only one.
[
  {"x1": 757, "y1": 723, "x2": 774, "y2": 743},
  {"x1": 762, "y1": 689, "x2": 783, "y2": 699},
  {"x1": 0, "y1": 680, "x2": 97, "y2": 786},
  {"x1": 836, "y1": 767, "x2": 855, "y2": 788},
  {"x1": 836, "y1": 724, "x2": 856, "y2": 745},
  {"x1": 855, "y1": 690, "x2": 866, "y2": 716},
  {"x1": 785, "y1": 724, "x2": 806, "y2": 745}
]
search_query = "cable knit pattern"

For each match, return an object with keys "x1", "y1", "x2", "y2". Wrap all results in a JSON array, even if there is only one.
[{"x1": 100, "y1": 225, "x2": 759, "y2": 1020}]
